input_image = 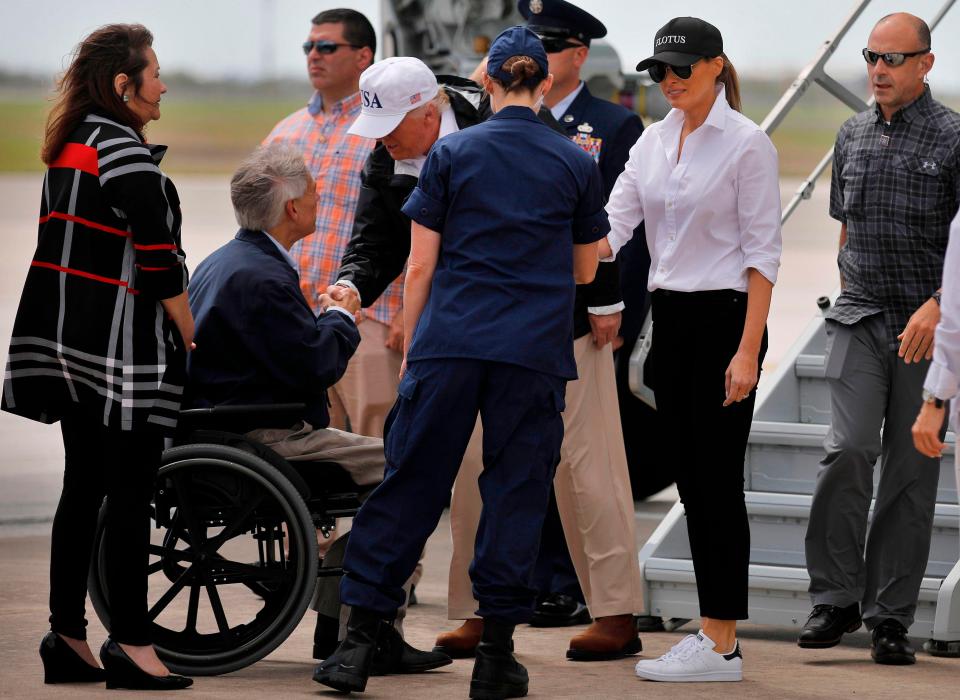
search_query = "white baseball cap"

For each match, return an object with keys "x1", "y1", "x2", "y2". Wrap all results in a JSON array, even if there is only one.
[{"x1": 348, "y1": 57, "x2": 440, "y2": 139}]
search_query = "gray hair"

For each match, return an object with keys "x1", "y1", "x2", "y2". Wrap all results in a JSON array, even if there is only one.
[{"x1": 230, "y1": 145, "x2": 311, "y2": 231}]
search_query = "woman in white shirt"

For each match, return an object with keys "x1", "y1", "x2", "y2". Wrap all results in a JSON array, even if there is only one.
[{"x1": 600, "y1": 17, "x2": 782, "y2": 683}]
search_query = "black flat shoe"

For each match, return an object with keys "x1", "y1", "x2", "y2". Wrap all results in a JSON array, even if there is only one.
[
  {"x1": 797, "y1": 603, "x2": 861, "y2": 648},
  {"x1": 872, "y1": 620, "x2": 916, "y2": 665},
  {"x1": 99, "y1": 639, "x2": 193, "y2": 690},
  {"x1": 39, "y1": 632, "x2": 106, "y2": 684}
]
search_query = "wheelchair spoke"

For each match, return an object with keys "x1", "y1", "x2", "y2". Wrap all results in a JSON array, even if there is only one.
[
  {"x1": 148, "y1": 543, "x2": 194, "y2": 563},
  {"x1": 184, "y1": 581, "x2": 201, "y2": 633},
  {"x1": 148, "y1": 566, "x2": 193, "y2": 621},
  {"x1": 205, "y1": 492, "x2": 266, "y2": 554},
  {"x1": 205, "y1": 581, "x2": 230, "y2": 635}
]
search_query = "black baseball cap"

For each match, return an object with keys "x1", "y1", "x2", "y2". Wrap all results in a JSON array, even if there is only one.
[{"x1": 635, "y1": 17, "x2": 723, "y2": 72}]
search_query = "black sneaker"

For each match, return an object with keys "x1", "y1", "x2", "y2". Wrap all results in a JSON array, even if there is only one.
[
  {"x1": 872, "y1": 620, "x2": 916, "y2": 665},
  {"x1": 797, "y1": 603, "x2": 861, "y2": 648}
]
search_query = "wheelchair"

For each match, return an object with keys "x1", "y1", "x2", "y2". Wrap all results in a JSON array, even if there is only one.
[{"x1": 87, "y1": 404, "x2": 372, "y2": 676}]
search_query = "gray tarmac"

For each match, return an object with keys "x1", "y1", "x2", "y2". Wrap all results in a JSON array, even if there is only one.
[{"x1": 1, "y1": 173, "x2": 955, "y2": 697}]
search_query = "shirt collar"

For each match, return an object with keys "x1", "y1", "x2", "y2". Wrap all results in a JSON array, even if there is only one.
[
  {"x1": 550, "y1": 81, "x2": 585, "y2": 121},
  {"x1": 489, "y1": 105, "x2": 541, "y2": 123},
  {"x1": 873, "y1": 84, "x2": 932, "y2": 125},
  {"x1": 661, "y1": 84, "x2": 729, "y2": 134},
  {"x1": 263, "y1": 230, "x2": 298, "y2": 271},
  {"x1": 307, "y1": 90, "x2": 362, "y2": 117},
  {"x1": 395, "y1": 104, "x2": 459, "y2": 178}
]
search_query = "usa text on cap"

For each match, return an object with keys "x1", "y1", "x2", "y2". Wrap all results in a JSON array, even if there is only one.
[{"x1": 348, "y1": 57, "x2": 440, "y2": 140}]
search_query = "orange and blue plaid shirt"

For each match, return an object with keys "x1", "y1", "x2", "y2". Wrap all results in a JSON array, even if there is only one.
[{"x1": 264, "y1": 91, "x2": 402, "y2": 326}]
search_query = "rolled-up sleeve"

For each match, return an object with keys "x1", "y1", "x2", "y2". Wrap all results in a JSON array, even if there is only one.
[
  {"x1": 737, "y1": 129, "x2": 782, "y2": 286},
  {"x1": 829, "y1": 127, "x2": 848, "y2": 224},
  {"x1": 401, "y1": 145, "x2": 449, "y2": 233},
  {"x1": 604, "y1": 138, "x2": 645, "y2": 259}
]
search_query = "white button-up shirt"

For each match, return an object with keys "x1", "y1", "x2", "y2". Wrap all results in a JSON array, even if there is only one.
[
  {"x1": 604, "y1": 85, "x2": 782, "y2": 293},
  {"x1": 924, "y1": 210, "x2": 960, "y2": 428}
]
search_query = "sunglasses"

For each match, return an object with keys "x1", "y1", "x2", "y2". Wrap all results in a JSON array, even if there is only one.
[
  {"x1": 302, "y1": 40, "x2": 361, "y2": 55},
  {"x1": 648, "y1": 59, "x2": 702, "y2": 83},
  {"x1": 540, "y1": 36, "x2": 584, "y2": 54},
  {"x1": 861, "y1": 47, "x2": 929, "y2": 66}
]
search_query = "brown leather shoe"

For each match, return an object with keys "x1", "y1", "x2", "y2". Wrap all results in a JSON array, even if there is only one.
[
  {"x1": 566, "y1": 615, "x2": 642, "y2": 661},
  {"x1": 433, "y1": 619, "x2": 483, "y2": 659}
]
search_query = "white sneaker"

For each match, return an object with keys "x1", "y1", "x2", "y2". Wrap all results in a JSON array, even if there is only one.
[{"x1": 634, "y1": 630, "x2": 742, "y2": 682}]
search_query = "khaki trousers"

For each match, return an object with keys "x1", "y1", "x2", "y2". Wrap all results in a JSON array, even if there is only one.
[
  {"x1": 329, "y1": 319, "x2": 402, "y2": 438},
  {"x1": 447, "y1": 335, "x2": 643, "y2": 619}
]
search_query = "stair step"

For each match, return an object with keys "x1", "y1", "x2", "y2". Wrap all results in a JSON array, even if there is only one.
[
  {"x1": 746, "y1": 421, "x2": 958, "y2": 504},
  {"x1": 650, "y1": 492, "x2": 959, "y2": 579},
  {"x1": 641, "y1": 556, "x2": 944, "y2": 637}
]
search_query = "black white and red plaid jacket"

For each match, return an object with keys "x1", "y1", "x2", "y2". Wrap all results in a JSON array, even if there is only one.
[{"x1": 2, "y1": 113, "x2": 189, "y2": 433}]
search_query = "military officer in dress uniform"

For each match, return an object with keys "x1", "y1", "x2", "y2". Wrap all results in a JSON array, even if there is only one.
[{"x1": 435, "y1": 0, "x2": 648, "y2": 663}]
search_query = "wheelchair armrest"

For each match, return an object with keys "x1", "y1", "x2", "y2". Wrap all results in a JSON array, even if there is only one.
[{"x1": 177, "y1": 403, "x2": 308, "y2": 433}]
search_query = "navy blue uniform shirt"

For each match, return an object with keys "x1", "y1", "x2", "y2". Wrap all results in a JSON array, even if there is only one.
[{"x1": 401, "y1": 105, "x2": 609, "y2": 379}]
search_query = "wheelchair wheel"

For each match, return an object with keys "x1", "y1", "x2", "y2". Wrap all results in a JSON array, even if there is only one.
[{"x1": 88, "y1": 443, "x2": 319, "y2": 676}]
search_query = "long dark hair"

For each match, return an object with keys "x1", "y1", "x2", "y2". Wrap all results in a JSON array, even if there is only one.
[
  {"x1": 717, "y1": 52, "x2": 741, "y2": 112},
  {"x1": 42, "y1": 24, "x2": 154, "y2": 164}
]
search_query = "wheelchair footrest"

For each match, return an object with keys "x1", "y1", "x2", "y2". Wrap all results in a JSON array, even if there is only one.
[{"x1": 317, "y1": 567, "x2": 344, "y2": 578}]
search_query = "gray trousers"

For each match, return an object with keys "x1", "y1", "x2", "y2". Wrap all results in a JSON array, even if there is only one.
[
  {"x1": 245, "y1": 422, "x2": 412, "y2": 633},
  {"x1": 805, "y1": 315, "x2": 944, "y2": 630}
]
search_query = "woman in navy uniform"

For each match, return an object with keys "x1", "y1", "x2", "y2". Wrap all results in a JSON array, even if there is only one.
[{"x1": 313, "y1": 26, "x2": 606, "y2": 699}]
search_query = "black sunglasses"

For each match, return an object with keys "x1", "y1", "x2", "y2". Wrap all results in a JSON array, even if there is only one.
[
  {"x1": 540, "y1": 37, "x2": 584, "y2": 54},
  {"x1": 648, "y1": 59, "x2": 702, "y2": 83},
  {"x1": 302, "y1": 40, "x2": 362, "y2": 55},
  {"x1": 861, "y1": 47, "x2": 929, "y2": 66}
]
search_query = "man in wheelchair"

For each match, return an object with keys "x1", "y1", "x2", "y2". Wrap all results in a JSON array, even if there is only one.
[{"x1": 185, "y1": 144, "x2": 449, "y2": 674}]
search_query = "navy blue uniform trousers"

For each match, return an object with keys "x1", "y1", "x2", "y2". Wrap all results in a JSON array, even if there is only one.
[{"x1": 340, "y1": 358, "x2": 566, "y2": 622}]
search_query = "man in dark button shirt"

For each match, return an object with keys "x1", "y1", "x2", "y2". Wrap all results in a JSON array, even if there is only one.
[{"x1": 800, "y1": 13, "x2": 960, "y2": 665}]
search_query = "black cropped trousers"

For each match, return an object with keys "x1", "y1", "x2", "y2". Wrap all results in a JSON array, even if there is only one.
[{"x1": 648, "y1": 289, "x2": 767, "y2": 620}]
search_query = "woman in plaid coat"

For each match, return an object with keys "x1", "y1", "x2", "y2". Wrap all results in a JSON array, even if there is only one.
[{"x1": 2, "y1": 24, "x2": 193, "y2": 690}]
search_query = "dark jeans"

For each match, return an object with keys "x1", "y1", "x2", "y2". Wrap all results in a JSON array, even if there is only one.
[
  {"x1": 648, "y1": 289, "x2": 767, "y2": 620},
  {"x1": 49, "y1": 413, "x2": 164, "y2": 645}
]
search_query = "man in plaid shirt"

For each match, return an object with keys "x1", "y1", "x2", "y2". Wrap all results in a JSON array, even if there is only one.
[
  {"x1": 800, "y1": 13, "x2": 960, "y2": 664},
  {"x1": 265, "y1": 9, "x2": 404, "y2": 439}
]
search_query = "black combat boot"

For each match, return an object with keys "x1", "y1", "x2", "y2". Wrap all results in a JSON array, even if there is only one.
[
  {"x1": 469, "y1": 618, "x2": 528, "y2": 699},
  {"x1": 371, "y1": 623, "x2": 452, "y2": 675},
  {"x1": 312, "y1": 607, "x2": 383, "y2": 693}
]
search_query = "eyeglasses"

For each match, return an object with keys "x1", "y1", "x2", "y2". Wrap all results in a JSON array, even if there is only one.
[
  {"x1": 302, "y1": 40, "x2": 361, "y2": 55},
  {"x1": 540, "y1": 36, "x2": 584, "y2": 54},
  {"x1": 648, "y1": 59, "x2": 702, "y2": 83},
  {"x1": 861, "y1": 47, "x2": 930, "y2": 66}
]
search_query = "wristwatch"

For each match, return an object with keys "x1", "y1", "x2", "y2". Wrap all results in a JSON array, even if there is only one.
[
  {"x1": 922, "y1": 389, "x2": 945, "y2": 409},
  {"x1": 932, "y1": 291, "x2": 942, "y2": 305}
]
